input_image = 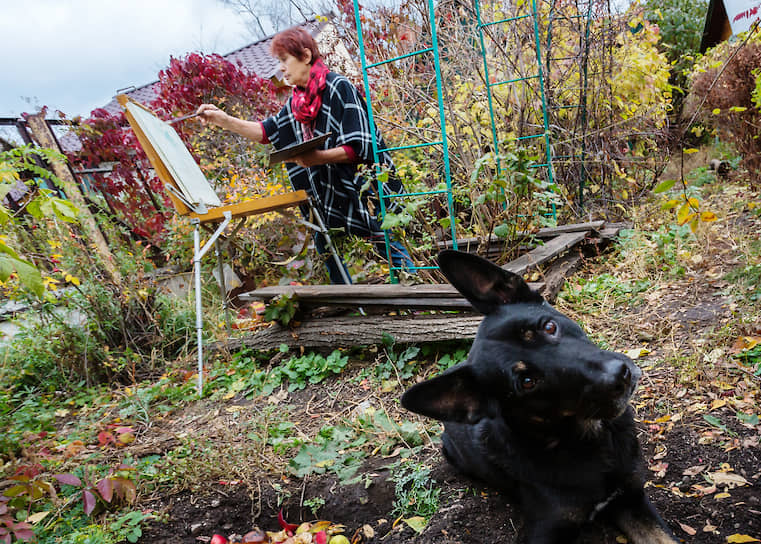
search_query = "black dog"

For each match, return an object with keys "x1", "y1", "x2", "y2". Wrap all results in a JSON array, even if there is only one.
[{"x1": 401, "y1": 250, "x2": 676, "y2": 543}]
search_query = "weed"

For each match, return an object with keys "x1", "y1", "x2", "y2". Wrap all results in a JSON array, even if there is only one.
[
  {"x1": 264, "y1": 350, "x2": 349, "y2": 394},
  {"x1": 725, "y1": 263, "x2": 761, "y2": 303},
  {"x1": 109, "y1": 510, "x2": 152, "y2": 543},
  {"x1": 376, "y1": 334, "x2": 420, "y2": 382},
  {"x1": 389, "y1": 461, "x2": 440, "y2": 520},
  {"x1": 289, "y1": 424, "x2": 367, "y2": 484},
  {"x1": 303, "y1": 496, "x2": 326, "y2": 517},
  {"x1": 733, "y1": 344, "x2": 761, "y2": 376},
  {"x1": 559, "y1": 273, "x2": 651, "y2": 307},
  {"x1": 263, "y1": 293, "x2": 298, "y2": 326}
]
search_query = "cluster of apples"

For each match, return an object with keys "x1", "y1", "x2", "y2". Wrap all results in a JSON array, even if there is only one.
[{"x1": 208, "y1": 510, "x2": 351, "y2": 544}]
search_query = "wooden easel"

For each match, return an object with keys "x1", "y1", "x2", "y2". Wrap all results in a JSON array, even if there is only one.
[{"x1": 117, "y1": 95, "x2": 349, "y2": 393}]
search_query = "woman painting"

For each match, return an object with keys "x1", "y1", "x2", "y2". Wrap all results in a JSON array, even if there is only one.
[{"x1": 196, "y1": 26, "x2": 413, "y2": 284}]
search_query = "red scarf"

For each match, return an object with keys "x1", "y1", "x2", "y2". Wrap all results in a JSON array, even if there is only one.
[{"x1": 291, "y1": 59, "x2": 329, "y2": 132}]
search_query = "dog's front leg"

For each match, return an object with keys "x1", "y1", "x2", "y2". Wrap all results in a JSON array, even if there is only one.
[
  {"x1": 522, "y1": 516, "x2": 582, "y2": 544},
  {"x1": 611, "y1": 491, "x2": 678, "y2": 543}
]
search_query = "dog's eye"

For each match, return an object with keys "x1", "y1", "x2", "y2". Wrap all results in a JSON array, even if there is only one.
[
  {"x1": 543, "y1": 320, "x2": 558, "y2": 336},
  {"x1": 521, "y1": 376, "x2": 536, "y2": 390}
]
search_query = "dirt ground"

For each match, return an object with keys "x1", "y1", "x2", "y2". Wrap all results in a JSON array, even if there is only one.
[{"x1": 137, "y1": 197, "x2": 761, "y2": 544}]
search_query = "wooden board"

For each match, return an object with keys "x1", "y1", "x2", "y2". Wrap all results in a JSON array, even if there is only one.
[
  {"x1": 437, "y1": 221, "x2": 605, "y2": 250},
  {"x1": 503, "y1": 231, "x2": 588, "y2": 275},
  {"x1": 240, "y1": 282, "x2": 545, "y2": 309}
]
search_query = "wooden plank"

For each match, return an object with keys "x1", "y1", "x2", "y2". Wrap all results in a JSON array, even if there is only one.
[
  {"x1": 242, "y1": 283, "x2": 461, "y2": 301},
  {"x1": 536, "y1": 221, "x2": 604, "y2": 237},
  {"x1": 189, "y1": 190, "x2": 309, "y2": 223},
  {"x1": 503, "y1": 231, "x2": 588, "y2": 275},
  {"x1": 240, "y1": 282, "x2": 545, "y2": 304},
  {"x1": 437, "y1": 221, "x2": 605, "y2": 249}
]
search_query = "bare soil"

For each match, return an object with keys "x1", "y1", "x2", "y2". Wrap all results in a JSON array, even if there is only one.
[{"x1": 136, "y1": 198, "x2": 761, "y2": 544}]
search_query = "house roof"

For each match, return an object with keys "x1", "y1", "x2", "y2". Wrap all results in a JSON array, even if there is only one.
[
  {"x1": 701, "y1": 0, "x2": 732, "y2": 52},
  {"x1": 99, "y1": 18, "x2": 327, "y2": 116}
]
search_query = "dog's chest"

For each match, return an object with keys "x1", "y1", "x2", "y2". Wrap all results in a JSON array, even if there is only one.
[{"x1": 471, "y1": 419, "x2": 621, "y2": 491}]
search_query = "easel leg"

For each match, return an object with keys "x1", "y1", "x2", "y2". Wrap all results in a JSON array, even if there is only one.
[
  {"x1": 214, "y1": 239, "x2": 232, "y2": 334},
  {"x1": 193, "y1": 220, "x2": 204, "y2": 395},
  {"x1": 191, "y1": 212, "x2": 232, "y2": 396}
]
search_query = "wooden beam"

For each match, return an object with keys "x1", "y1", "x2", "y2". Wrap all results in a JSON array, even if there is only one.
[
  {"x1": 503, "y1": 231, "x2": 588, "y2": 275},
  {"x1": 437, "y1": 221, "x2": 604, "y2": 250},
  {"x1": 189, "y1": 190, "x2": 309, "y2": 223},
  {"x1": 240, "y1": 281, "x2": 545, "y2": 308}
]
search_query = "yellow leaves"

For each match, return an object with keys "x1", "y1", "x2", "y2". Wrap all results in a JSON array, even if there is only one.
[
  {"x1": 730, "y1": 336, "x2": 761, "y2": 354},
  {"x1": 676, "y1": 201, "x2": 695, "y2": 225},
  {"x1": 701, "y1": 211, "x2": 718, "y2": 222},
  {"x1": 625, "y1": 347, "x2": 650, "y2": 359},
  {"x1": 727, "y1": 535, "x2": 761, "y2": 543}
]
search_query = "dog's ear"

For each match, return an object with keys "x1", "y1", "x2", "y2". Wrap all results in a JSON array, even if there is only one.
[
  {"x1": 438, "y1": 250, "x2": 543, "y2": 314},
  {"x1": 402, "y1": 365, "x2": 495, "y2": 424}
]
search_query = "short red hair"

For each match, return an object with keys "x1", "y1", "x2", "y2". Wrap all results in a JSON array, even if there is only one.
[{"x1": 271, "y1": 27, "x2": 321, "y2": 64}]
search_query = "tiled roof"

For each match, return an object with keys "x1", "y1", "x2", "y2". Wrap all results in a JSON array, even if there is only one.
[{"x1": 100, "y1": 19, "x2": 327, "y2": 116}]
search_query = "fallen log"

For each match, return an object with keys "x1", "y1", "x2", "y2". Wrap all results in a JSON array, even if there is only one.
[{"x1": 209, "y1": 313, "x2": 483, "y2": 353}]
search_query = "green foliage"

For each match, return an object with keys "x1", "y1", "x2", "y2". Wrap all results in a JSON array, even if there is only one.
[
  {"x1": 0, "y1": 145, "x2": 80, "y2": 298},
  {"x1": 615, "y1": 225, "x2": 696, "y2": 277},
  {"x1": 0, "y1": 285, "x2": 197, "y2": 393},
  {"x1": 263, "y1": 293, "x2": 298, "y2": 326},
  {"x1": 560, "y1": 271, "x2": 651, "y2": 307},
  {"x1": 289, "y1": 424, "x2": 367, "y2": 484},
  {"x1": 302, "y1": 497, "x2": 326, "y2": 517},
  {"x1": 264, "y1": 350, "x2": 350, "y2": 394},
  {"x1": 640, "y1": 0, "x2": 709, "y2": 111},
  {"x1": 108, "y1": 510, "x2": 151, "y2": 543},
  {"x1": 389, "y1": 461, "x2": 440, "y2": 520},
  {"x1": 375, "y1": 334, "x2": 421, "y2": 382}
]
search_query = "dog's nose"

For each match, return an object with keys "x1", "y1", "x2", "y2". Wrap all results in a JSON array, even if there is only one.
[{"x1": 602, "y1": 358, "x2": 640, "y2": 392}]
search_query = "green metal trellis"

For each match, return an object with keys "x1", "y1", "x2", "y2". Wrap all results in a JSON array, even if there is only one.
[
  {"x1": 352, "y1": 0, "x2": 458, "y2": 283},
  {"x1": 351, "y1": 0, "x2": 595, "y2": 281}
]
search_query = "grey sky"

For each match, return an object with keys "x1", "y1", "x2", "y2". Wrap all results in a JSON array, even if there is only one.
[{"x1": 2, "y1": 0, "x2": 256, "y2": 120}]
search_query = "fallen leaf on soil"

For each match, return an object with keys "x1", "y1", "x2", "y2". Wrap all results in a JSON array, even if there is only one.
[
  {"x1": 626, "y1": 347, "x2": 650, "y2": 359},
  {"x1": 729, "y1": 336, "x2": 761, "y2": 354},
  {"x1": 683, "y1": 465, "x2": 706, "y2": 476},
  {"x1": 711, "y1": 398, "x2": 728, "y2": 410},
  {"x1": 679, "y1": 522, "x2": 697, "y2": 535},
  {"x1": 726, "y1": 535, "x2": 761, "y2": 543},
  {"x1": 402, "y1": 516, "x2": 427, "y2": 534},
  {"x1": 707, "y1": 471, "x2": 749, "y2": 488}
]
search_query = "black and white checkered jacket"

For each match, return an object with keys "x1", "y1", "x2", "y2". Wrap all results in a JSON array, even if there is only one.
[{"x1": 262, "y1": 72, "x2": 404, "y2": 237}]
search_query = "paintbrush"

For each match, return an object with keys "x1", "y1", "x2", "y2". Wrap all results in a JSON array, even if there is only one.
[{"x1": 167, "y1": 111, "x2": 202, "y2": 124}]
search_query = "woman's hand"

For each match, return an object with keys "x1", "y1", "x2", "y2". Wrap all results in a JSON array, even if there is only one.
[
  {"x1": 195, "y1": 104, "x2": 264, "y2": 143},
  {"x1": 292, "y1": 150, "x2": 325, "y2": 168},
  {"x1": 196, "y1": 104, "x2": 229, "y2": 128}
]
